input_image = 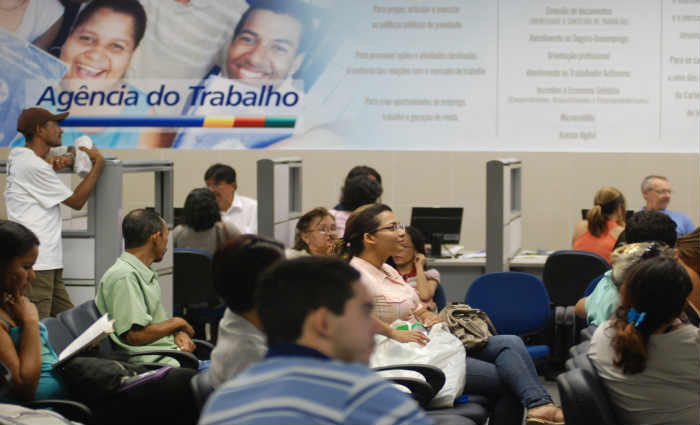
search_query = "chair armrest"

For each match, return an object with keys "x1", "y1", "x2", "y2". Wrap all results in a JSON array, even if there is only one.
[
  {"x1": 125, "y1": 349, "x2": 199, "y2": 369},
  {"x1": 193, "y1": 339, "x2": 214, "y2": 360},
  {"x1": 373, "y1": 364, "x2": 446, "y2": 395},
  {"x1": 26, "y1": 399, "x2": 92, "y2": 423},
  {"x1": 388, "y1": 377, "x2": 434, "y2": 408}
]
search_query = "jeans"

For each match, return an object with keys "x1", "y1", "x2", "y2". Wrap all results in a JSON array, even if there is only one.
[{"x1": 464, "y1": 335, "x2": 553, "y2": 412}]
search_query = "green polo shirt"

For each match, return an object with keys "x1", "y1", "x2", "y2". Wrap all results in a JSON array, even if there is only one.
[{"x1": 95, "y1": 252, "x2": 179, "y2": 366}]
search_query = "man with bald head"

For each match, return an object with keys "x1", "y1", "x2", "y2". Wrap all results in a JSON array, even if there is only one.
[{"x1": 641, "y1": 175, "x2": 694, "y2": 237}]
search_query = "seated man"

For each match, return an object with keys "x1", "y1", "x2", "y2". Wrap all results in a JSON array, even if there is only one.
[
  {"x1": 199, "y1": 257, "x2": 431, "y2": 425},
  {"x1": 96, "y1": 208, "x2": 197, "y2": 366},
  {"x1": 640, "y1": 174, "x2": 695, "y2": 236},
  {"x1": 204, "y1": 164, "x2": 258, "y2": 234}
]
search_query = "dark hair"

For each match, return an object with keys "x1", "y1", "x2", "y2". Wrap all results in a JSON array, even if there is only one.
[
  {"x1": 339, "y1": 203, "x2": 392, "y2": 261},
  {"x1": 204, "y1": 164, "x2": 236, "y2": 184},
  {"x1": 623, "y1": 210, "x2": 678, "y2": 247},
  {"x1": 213, "y1": 235, "x2": 284, "y2": 313},
  {"x1": 293, "y1": 207, "x2": 332, "y2": 252},
  {"x1": 346, "y1": 166, "x2": 382, "y2": 185},
  {"x1": 183, "y1": 188, "x2": 220, "y2": 232},
  {"x1": 72, "y1": 0, "x2": 147, "y2": 47},
  {"x1": 255, "y1": 256, "x2": 360, "y2": 345},
  {"x1": 610, "y1": 256, "x2": 691, "y2": 374},
  {"x1": 233, "y1": 0, "x2": 313, "y2": 54},
  {"x1": 586, "y1": 187, "x2": 626, "y2": 237},
  {"x1": 676, "y1": 227, "x2": 699, "y2": 275},
  {"x1": 404, "y1": 226, "x2": 427, "y2": 256},
  {"x1": 122, "y1": 209, "x2": 164, "y2": 250},
  {"x1": 338, "y1": 175, "x2": 382, "y2": 211},
  {"x1": 0, "y1": 220, "x2": 40, "y2": 296}
]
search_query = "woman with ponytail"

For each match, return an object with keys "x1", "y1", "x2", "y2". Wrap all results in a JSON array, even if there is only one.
[
  {"x1": 589, "y1": 256, "x2": 699, "y2": 425},
  {"x1": 342, "y1": 204, "x2": 564, "y2": 425},
  {"x1": 572, "y1": 187, "x2": 626, "y2": 263}
]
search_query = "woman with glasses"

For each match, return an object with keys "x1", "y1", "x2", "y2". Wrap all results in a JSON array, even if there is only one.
[
  {"x1": 588, "y1": 256, "x2": 699, "y2": 425},
  {"x1": 574, "y1": 242, "x2": 673, "y2": 327},
  {"x1": 172, "y1": 188, "x2": 240, "y2": 256},
  {"x1": 572, "y1": 187, "x2": 627, "y2": 263},
  {"x1": 286, "y1": 207, "x2": 336, "y2": 258},
  {"x1": 341, "y1": 204, "x2": 564, "y2": 425}
]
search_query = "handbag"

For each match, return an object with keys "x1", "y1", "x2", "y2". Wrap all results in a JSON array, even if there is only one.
[
  {"x1": 438, "y1": 303, "x2": 497, "y2": 351},
  {"x1": 56, "y1": 357, "x2": 151, "y2": 403}
]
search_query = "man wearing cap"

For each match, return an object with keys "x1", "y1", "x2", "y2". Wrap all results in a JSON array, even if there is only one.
[{"x1": 5, "y1": 107, "x2": 104, "y2": 318}]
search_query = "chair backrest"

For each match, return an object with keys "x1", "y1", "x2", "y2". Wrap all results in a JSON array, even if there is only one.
[
  {"x1": 465, "y1": 272, "x2": 550, "y2": 335},
  {"x1": 58, "y1": 300, "x2": 112, "y2": 353},
  {"x1": 556, "y1": 368, "x2": 619, "y2": 425},
  {"x1": 190, "y1": 371, "x2": 215, "y2": 412},
  {"x1": 543, "y1": 250, "x2": 610, "y2": 306},
  {"x1": 173, "y1": 248, "x2": 216, "y2": 307},
  {"x1": 0, "y1": 360, "x2": 10, "y2": 398},
  {"x1": 433, "y1": 283, "x2": 447, "y2": 312},
  {"x1": 583, "y1": 273, "x2": 606, "y2": 297},
  {"x1": 42, "y1": 317, "x2": 76, "y2": 354}
]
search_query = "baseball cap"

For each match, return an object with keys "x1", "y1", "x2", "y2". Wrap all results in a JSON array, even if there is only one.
[{"x1": 16, "y1": 107, "x2": 69, "y2": 136}]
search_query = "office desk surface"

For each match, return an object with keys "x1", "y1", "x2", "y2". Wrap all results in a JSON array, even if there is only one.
[{"x1": 427, "y1": 251, "x2": 549, "y2": 303}]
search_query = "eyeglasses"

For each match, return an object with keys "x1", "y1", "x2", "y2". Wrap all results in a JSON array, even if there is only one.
[
  {"x1": 652, "y1": 189, "x2": 672, "y2": 195},
  {"x1": 309, "y1": 227, "x2": 335, "y2": 235},
  {"x1": 372, "y1": 223, "x2": 405, "y2": 233},
  {"x1": 641, "y1": 241, "x2": 662, "y2": 259}
]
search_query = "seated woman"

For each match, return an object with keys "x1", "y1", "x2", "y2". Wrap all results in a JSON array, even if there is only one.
[
  {"x1": 572, "y1": 187, "x2": 626, "y2": 263},
  {"x1": 341, "y1": 204, "x2": 564, "y2": 425},
  {"x1": 0, "y1": 220, "x2": 66, "y2": 402},
  {"x1": 286, "y1": 207, "x2": 336, "y2": 258},
  {"x1": 588, "y1": 256, "x2": 699, "y2": 425},
  {"x1": 204, "y1": 235, "x2": 284, "y2": 389},
  {"x1": 390, "y1": 226, "x2": 439, "y2": 312},
  {"x1": 172, "y1": 188, "x2": 240, "y2": 256},
  {"x1": 575, "y1": 242, "x2": 671, "y2": 326},
  {"x1": 330, "y1": 172, "x2": 383, "y2": 238}
]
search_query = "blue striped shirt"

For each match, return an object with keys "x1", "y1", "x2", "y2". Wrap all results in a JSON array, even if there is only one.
[{"x1": 199, "y1": 344, "x2": 432, "y2": 425}]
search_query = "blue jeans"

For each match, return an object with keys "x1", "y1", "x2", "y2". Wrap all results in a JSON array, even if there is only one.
[{"x1": 464, "y1": 335, "x2": 553, "y2": 409}]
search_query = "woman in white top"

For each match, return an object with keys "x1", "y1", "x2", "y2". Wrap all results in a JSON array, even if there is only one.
[{"x1": 589, "y1": 256, "x2": 700, "y2": 425}]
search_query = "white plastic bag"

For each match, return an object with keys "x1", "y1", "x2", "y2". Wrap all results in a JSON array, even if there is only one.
[
  {"x1": 74, "y1": 135, "x2": 93, "y2": 178},
  {"x1": 370, "y1": 321, "x2": 466, "y2": 408}
]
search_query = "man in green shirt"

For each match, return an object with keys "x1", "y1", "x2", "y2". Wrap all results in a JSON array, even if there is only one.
[{"x1": 96, "y1": 208, "x2": 196, "y2": 366}]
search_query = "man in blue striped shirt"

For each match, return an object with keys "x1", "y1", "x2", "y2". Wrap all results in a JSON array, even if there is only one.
[{"x1": 199, "y1": 257, "x2": 432, "y2": 425}]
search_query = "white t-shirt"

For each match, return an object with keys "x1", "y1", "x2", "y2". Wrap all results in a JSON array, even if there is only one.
[
  {"x1": 222, "y1": 194, "x2": 257, "y2": 234},
  {"x1": 11, "y1": 0, "x2": 64, "y2": 42},
  {"x1": 5, "y1": 147, "x2": 73, "y2": 270},
  {"x1": 589, "y1": 320, "x2": 700, "y2": 425}
]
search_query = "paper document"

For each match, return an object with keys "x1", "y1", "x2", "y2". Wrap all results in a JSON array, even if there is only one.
[{"x1": 54, "y1": 313, "x2": 114, "y2": 367}]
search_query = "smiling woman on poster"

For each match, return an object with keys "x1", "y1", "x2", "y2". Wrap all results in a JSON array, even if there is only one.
[{"x1": 13, "y1": 0, "x2": 166, "y2": 149}]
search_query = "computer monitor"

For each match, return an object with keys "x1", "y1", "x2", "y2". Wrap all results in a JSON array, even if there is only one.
[
  {"x1": 410, "y1": 207, "x2": 463, "y2": 256},
  {"x1": 581, "y1": 209, "x2": 635, "y2": 222}
]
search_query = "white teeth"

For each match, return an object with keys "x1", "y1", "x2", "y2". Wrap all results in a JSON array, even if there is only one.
[
  {"x1": 239, "y1": 68, "x2": 265, "y2": 79},
  {"x1": 77, "y1": 64, "x2": 104, "y2": 75}
]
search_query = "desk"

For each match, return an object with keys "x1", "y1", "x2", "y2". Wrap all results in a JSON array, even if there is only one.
[{"x1": 428, "y1": 252, "x2": 549, "y2": 303}]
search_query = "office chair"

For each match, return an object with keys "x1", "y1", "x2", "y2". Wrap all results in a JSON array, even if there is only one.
[
  {"x1": 542, "y1": 250, "x2": 610, "y2": 364},
  {"x1": 556, "y1": 366, "x2": 619, "y2": 425},
  {"x1": 57, "y1": 300, "x2": 203, "y2": 369},
  {"x1": 173, "y1": 248, "x2": 224, "y2": 343},
  {"x1": 465, "y1": 272, "x2": 550, "y2": 360}
]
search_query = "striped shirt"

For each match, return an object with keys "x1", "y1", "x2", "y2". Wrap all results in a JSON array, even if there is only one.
[{"x1": 199, "y1": 344, "x2": 432, "y2": 425}]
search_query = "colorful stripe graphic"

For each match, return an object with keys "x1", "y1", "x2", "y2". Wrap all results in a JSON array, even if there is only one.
[{"x1": 61, "y1": 116, "x2": 296, "y2": 128}]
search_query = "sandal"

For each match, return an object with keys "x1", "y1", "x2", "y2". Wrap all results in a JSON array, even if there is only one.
[
  {"x1": 525, "y1": 417, "x2": 565, "y2": 425},
  {"x1": 525, "y1": 403, "x2": 565, "y2": 425}
]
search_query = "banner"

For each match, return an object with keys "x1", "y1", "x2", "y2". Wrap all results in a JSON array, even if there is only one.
[{"x1": 0, "y1": 0, "x2": 698, "y2": 152}]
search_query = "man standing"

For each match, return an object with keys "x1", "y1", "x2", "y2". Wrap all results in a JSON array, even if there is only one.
[
  {"x1": 641, "y1": 175, "x2": 695, "y2": 236},
  {"x1": 96, "y1": 209, "x2": 196, "y2": 366},
  {"x1": 199, "y1": 257, "x2": 431, "y2": 425},
  {"x1": 5, "y1": 107, "x2": 104, "y2": 318},
  {"x1": 204, "y1": 164, "x2": 257, "y2": 234}
]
